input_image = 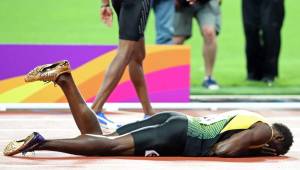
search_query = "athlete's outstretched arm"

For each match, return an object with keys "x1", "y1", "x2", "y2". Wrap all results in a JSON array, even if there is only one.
[{"x1": 211, "y1": 122, "x2": 273, "y2": 157}]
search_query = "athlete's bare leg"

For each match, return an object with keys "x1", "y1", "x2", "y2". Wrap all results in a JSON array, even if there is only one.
[
  {"x1": 36, "y1": 133, "x2": 135, "y2": 156},
  {"x1": 55, "y1": 73, "x2": 102, "y2": 135},
  {"x1": 129, "y1": 39, "x2": 154, "y2": 116},
  {"x1": 35, "y1": 73, "x2": 135, "y2": 156},
  {"x1": 92, "y1": 39, "x2": 154, "y2": 115}
]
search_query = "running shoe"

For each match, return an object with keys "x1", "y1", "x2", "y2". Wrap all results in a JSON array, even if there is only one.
[
  {"x1": 24, "y1": 60, "x2": 71, "y2": 83},
  {"x1": 3, "y1": 132, "x2": 45, "y2": 156},
  {"x1": 144, "y1": 114, "x2": 151, "y2": 119},
  {"x1": 202, "y1": 77, "x2": 219, "y2": 90},
  {"x1": 96, "y1": 112, "x2": 121, "y2": 130}
]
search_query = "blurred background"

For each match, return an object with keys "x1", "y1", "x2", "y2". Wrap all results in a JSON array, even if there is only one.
[{"x1": 0, "y1": 0, "x2": 299, "y2": 96}]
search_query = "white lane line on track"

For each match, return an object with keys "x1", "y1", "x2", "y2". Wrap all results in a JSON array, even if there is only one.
[{"x1": 2, "y1": 102, "x2": 300, "y2": 109}]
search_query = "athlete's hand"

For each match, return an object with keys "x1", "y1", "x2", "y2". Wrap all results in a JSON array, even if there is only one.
[
  {"x1": 100, "y1": 6, "x2": 113, "y2": 27},
  {"x1": 260, "y1": 144, "x2": 278, "y2": 156}
]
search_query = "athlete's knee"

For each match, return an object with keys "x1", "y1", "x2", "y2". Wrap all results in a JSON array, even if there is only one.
[
  {"x1": 81, "y1": 136, "x2": 124, "y2": 155},
  {"x1": 134, "y1": 54, "x2": 145, "y2": 64},
  {"x1": 99, "y1": 139, "x2": 121, "y2": 154},
  {"x1": 115, "y1": 52, "x2": 132, "y2": 65},
  {"x1": 116, "y1": 48, "x2": 136, "y2": 64},
  {"x1": 132, "y1": 47, "x2": 145, "y2": 64},
  {"x1": 108, "y1": 136, "x2": 134, "y2": 155}
]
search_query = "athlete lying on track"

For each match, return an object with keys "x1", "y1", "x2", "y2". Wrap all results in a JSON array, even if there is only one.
[{"x1": 3, "y1": 61, "x2": 293, "y2": 157}]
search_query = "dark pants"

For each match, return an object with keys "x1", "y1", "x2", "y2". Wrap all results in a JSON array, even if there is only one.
[
  {"x1": 116, "y1": 112, "x2": 188, "y2": 156},
  {"x1": 242, "y1": 0, "x2": 285, "y2": 80}
]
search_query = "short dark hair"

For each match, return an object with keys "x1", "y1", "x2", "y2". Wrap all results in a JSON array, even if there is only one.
[{"x1": 272, "y1": 123, "x2": 294, "y2": 155}]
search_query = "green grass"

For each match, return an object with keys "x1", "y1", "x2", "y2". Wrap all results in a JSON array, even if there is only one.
[{"x1": 0, "y1": 0, "x2": 299, "y2": 95}]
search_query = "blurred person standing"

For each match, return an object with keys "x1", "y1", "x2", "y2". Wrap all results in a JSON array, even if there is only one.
[
  {"x1": 92, "y1": 0, "x2": 155, "y2": 128},
  {"x1": 173, "y1": 0, "x2": 221, "y2": 90},
  {"x1": 242, "y1": 0, "x2": 285, "y2": 85},
  {"x1": 152, "y1": 0, "x2": 175, "y2": 44}
]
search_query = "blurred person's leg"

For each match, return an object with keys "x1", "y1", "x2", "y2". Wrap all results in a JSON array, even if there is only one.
[
  {"x1": 92, "y1": 0, "x2": 154, "y2": 117},
  {"x1": 152, "y1": 0, "x2": 174, "y2": 44},
  {"x1": 129, "y1": 39, "x2": 154, "y2": 116},
  {"x1": 261, "y1": 0, "x2": 285, "y2": 83},
  {"x1": 197, "y1": 0, "x2": 220, "y2": 89},
  {"x1": 92, "y1": 41, "x2": 137, "y2": 113},
  {"x1": 172, "y1": 6, "x2": 194, "y2": 44},
  {"x1": 242, "y1": 0, "x2": 263, "y2": 81}
]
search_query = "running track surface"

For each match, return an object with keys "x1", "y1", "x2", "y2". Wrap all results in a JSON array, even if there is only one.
[{"x1": 0, "y1": 109, "x2": 299, "y2": 170}]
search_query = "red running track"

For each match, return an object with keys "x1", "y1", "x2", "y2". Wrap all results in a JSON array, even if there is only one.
[{"x1": 0, "y1": 109, "x2": 299, "y2": 170}]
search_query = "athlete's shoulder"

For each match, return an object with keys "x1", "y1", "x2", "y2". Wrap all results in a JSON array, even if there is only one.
[
  {"x1": 220, "y1": 110, "x2": 270, "y2": 133},
  {"x1": 223, "y1": 110, "x2": 266, "y2": 119}
]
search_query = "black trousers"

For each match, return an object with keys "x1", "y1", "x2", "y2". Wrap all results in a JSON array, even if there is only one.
[{"x1": 242, "y1": 0, "x2": 285, "y2": 80}]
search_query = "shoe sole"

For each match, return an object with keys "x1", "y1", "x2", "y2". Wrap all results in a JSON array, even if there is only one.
[
  {"x1": 24, "y1": 60, "x2": 70, "y2": 83},
  {"x1": 4, "y1": 133, "x2": 36, "y2": 156}
]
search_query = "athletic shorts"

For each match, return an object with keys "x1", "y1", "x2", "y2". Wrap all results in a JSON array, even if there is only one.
[
  {"x1": 173, "y1": 0, "x2": 221, "y2": 38},
  {"x1": 116, "y1": 112, "x2": 188, "y2": 156},
  {"x1": 112, "y1": 0, "x2": 150, "y2": 41}
]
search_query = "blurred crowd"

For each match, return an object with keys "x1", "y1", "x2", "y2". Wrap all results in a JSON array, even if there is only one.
[{"x1": 151, "y1": 0, "x2": 285, "y2": 89}]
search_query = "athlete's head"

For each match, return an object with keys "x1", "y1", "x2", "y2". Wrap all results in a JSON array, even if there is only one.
[{"x1": 268, "y1": 123, "x2": 293, "y2": 155}]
